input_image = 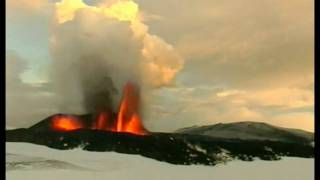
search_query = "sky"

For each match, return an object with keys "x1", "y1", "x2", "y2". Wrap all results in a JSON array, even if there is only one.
[{"x1": 6, "y1": 0, "x2": 314, "y2": 132}]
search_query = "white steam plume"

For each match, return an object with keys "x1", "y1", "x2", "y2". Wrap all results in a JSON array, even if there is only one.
[{"x1": 50, "y1": 0, "x2": 184, "y2": 114}]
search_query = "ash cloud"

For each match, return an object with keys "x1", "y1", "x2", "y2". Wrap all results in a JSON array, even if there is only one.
[
  {"x1": 50, "y1": 16, "x2": 141, "y2": 113},
  {"x1": 49, "y1": 0, "x2": 184, "y2": 114}
]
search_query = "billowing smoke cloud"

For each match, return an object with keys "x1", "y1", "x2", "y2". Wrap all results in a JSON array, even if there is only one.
[{"x1": 49, "y1": 0, "x2": 184, "y2": 114}]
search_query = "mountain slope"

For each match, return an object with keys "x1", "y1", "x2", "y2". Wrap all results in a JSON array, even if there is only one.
[{"x1": 176, "y1": 121, "x2": 314, "y2": 143}]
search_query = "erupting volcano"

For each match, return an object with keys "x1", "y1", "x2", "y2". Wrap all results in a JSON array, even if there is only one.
[
  {"x1": 6, "y1": 80, "x2": 314, "y2": 166},
  {"x1": 51, "y1": 82, "x2": 148, "y2": 135}
]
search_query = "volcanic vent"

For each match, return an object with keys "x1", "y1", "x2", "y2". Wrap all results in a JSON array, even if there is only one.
[{"x1": 51, "y1": 82, "x2": 148, "y2": 135}]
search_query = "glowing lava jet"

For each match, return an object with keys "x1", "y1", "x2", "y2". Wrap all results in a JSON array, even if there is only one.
[
  {"x1": 115, "y1": 82, "x2": 147, "y2": 135},
  {"x1": 51, "y1": 82, "x2": 149, "y2": 135},
  {"x1": 52, "y1": 115, "x2": 84, "y2": 131}
]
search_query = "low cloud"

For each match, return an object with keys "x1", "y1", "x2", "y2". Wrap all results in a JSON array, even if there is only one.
[
  {"x1": 6, "y1": 51, "x2": 63, "y2": 128},
  {"x1": 144, "y1": 86, "x2": 313, "y2": 132},
  {"x1": 6, "y1": 0, "x2": 52, "y2": 16}
]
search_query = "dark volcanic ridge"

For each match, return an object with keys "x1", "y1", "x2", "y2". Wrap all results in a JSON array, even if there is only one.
[
  {"x1": 175, "y1": 121, "x2": 314, "y2": 143},
  {"x1": 6, "y1": 114, "x2": 314, "y2": 166}
]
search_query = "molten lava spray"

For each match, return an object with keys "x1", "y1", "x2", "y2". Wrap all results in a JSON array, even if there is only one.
[
  {"x1": 52, "y1": 82, "x2": 148, "y2": 135},
  {"x1": 92, "y1": 111, "x2": 113, "y2": 130},
  {"x1": 116, "y1": 82, "x2": 148, "y2": 135},
  {"x1": 52, "y1": 115, "x2": 84, "y2": 131}
]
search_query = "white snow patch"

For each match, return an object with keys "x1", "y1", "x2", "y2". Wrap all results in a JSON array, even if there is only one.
[
  {"x1": 212, "y1": 148, "x2": 233, "y2": 163},
  {"x1": 186, "y1": 143, "x2": 207, "y2": 154},
  {"x1": 6, "y1": 126, "x2": 17, "y2": 130},
  {"x1": 6, "y1": 142, "x2": 314, "y2": 180},
  {"x1": 310, "y1": 141, "x2": 314, "y2": 147}
]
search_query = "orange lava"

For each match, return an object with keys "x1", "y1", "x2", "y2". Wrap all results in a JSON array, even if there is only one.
[
  {"x1": 115, "y1": 82, "x2": 148, "y2": 135},
  {"x1": 51, "y1": 82, "x2": 149, "y2": 135},
  {"x1": 52, "y1": 115, "x2": 84, "y2": 131},
  {"x1": 92, "y1": 112, "x2": 111, "y2": 130}
]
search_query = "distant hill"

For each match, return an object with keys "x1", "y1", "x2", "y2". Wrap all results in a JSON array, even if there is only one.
[{"x1": 176, "y1": 121, "x2": 314, "y2": 143}]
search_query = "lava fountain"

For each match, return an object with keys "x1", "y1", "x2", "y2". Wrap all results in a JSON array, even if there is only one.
[
  {"x1": 116, "y1": 82, "x2": 147, "y2": 135},
  {"x1": 52, "y1": 82, "x2": 149, "y2": 135},
  {"x1": 52, "y1": 115, "x2": 84, "y2": 131}
]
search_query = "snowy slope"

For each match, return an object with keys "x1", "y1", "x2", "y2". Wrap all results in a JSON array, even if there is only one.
[
  {"x1": 6, "y1": 126, "x2": 17, "y2": 130},
  {"x1": 6, "y1": 142, "x2": 314, "y2": 180}
]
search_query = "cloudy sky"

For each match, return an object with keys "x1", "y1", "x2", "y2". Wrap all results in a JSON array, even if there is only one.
[{"x1": 6, "y1": 0, "x2": 314, "y2": 132}]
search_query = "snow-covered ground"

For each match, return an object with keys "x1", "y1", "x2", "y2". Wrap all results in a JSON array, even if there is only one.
[
  {"x1": 6, "y1": 126, "x2": 17, "y2": 130},
  {"x1": 6, "y1": 142, "x2": 314, "y2": 180}
]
